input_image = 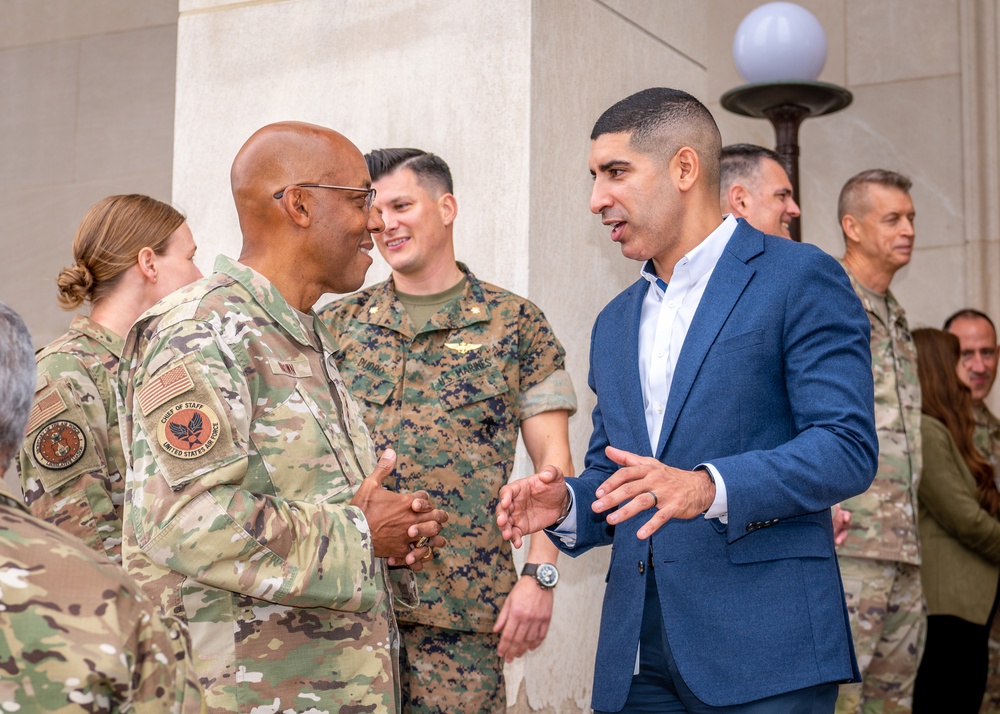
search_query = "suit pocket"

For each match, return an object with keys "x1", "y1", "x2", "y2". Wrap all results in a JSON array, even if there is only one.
[
  {"x1": 710, "y1": 328, "x2": 765, "y2": 358},
  {"x1": 728, "y1": 519, "x2": 832, "y2": 564}
]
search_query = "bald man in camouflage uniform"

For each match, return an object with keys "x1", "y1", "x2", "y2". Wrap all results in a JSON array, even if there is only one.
[
  {"x1": 836, "y1": 170, "x2": 924, "y2": 714},
  {"x1": 0, "y1": 301, "x2": 204, "y2": 714},
  {"x1": 321, "y1": 148, "x2": 576, "y2": 713},
  {"x1": 116, "y1": 122, "x2": 448, "y2": 714},
  {"x1": 17, "y1": 317, "x2": 126, "y2": 561}
]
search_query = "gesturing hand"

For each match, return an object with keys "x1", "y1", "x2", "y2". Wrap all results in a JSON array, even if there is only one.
[
  {"x1": 496, "y1": 465, "x2": 570, "y2": 549},
  {"x1": 350, "y1": 449, "x2": 449, "y2": 566},
  {"x1": 594, "y1": 446, "x2": 716, "y2": 539}
]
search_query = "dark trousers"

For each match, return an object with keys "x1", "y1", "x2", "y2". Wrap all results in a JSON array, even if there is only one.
[
  {"x1": 913, "y1": 575, "x2": 1000, "y2": 714},
  {"x1": 913, "y1": 615, "x2": 990, "y2": 713},
  {"x1": 596, "y1": 571, "x2": 838, "y2": 714}
]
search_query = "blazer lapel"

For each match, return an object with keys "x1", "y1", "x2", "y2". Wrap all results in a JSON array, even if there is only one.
[
  {"x1": 607, "y1": 279, "x2": 651, "y2": 456},
  {"x1": 654, "y1": 223, "x2": 762, "y2": 458}
]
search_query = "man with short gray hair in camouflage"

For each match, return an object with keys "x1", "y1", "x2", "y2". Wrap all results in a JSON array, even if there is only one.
[
  {"x1": 116, "y1": 122, "x2": 449, "y2": 713},
  {"x1": 320, "y1": 148, "x2": 576, "y2": 713},
  {"x1": 835, "y1": 169, "x2": 925, "y2": 714},
  {"x1": 0, "y1": 301, "x2": 206, "y2": 713}
]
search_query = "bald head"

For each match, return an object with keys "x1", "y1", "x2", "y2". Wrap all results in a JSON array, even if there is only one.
[{"x1": 231, "y1": 121, "x2": 368, "y2": 231}]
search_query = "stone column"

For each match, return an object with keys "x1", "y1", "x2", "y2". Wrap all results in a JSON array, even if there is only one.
[{"x1": 172, "y1": 2, "x2": 709, "y2": 711}]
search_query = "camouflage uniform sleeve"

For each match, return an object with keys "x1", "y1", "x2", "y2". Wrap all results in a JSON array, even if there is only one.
[
  {"x1": 515, "y1": 300, "x2": 575, "y2": 418},
  {"x1": 0, "y1": 503, "x2": 205, "y2": 713},
  {"x1": 519, "y1": 369, "x2": 578, "y2": 420},
  {"x1": 125, "y1": 321, "x2": 380, "y2": 613},
  {"x1": 17, "y1": 351, "x2": 123, "y2": 560}
]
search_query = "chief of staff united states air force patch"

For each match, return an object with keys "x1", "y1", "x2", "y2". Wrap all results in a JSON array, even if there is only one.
[{"x1": 157, "y1": 401, "x2": 221, "y2": 459}]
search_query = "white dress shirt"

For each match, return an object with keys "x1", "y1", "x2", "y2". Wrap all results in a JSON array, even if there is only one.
[{"x1": 551, "y1": 215, "x2": 738, "y2": 546}]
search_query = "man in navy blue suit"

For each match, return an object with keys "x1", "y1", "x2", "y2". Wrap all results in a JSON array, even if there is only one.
[{"x1": 497, "y1": 88, "x2": 878, "y2": 713}]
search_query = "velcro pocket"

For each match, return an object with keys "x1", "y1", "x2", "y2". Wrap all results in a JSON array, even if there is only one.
[
  {"x1": 23, "y1": 379, "x2": 106, "y2": 493},
  {"x1": 136, "y1": 354, "x2": 243, "y2": 489}
]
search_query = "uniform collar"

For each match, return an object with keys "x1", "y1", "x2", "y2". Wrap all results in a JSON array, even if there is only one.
[
  {"x1": 840, "y1": 262, "x2": 906, "y2": 328},
  {"x1": 356, "y1": 262, "x2": 491, "y2": 338},
  {"x1": 214, "y1": 254, "x2": 317, "y2": 348},
  {"x1": 69, "y1": 315, "x2": 124, "y2": 354}
]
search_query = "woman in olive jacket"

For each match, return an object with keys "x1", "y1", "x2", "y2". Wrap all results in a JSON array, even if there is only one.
[{"x1": 913, "y1": 328, "x2": 1000, "y2": 712}]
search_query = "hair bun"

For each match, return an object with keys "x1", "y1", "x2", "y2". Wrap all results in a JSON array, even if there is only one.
[{"x1": 56, "y1": 262, "x2": 95, "y2": 309}]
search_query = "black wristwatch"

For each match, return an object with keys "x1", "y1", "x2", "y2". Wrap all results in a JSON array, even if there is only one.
[{"x1": 521, "y1": 562, "x2": 559, "y2": 589}]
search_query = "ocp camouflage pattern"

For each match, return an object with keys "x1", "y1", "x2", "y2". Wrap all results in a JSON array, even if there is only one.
[
  {"x1": 16, "y1": 315, "x2": 126, "y2": 562},
  {"x1": 0, "y1": 483, "x2": 205, "y2": 713},
  {"x1": 320, "y1": 264, "x2": 576, "y2": 633},
  {"x1": 116, "y1": 254, "x2": 414, "y2": 714},
  {"x1": 838, "y1": 269, "x2": 922, "y2": 565},
  {"x1": 974, "y1": 403, "x2": 1000, "y2": 472}
]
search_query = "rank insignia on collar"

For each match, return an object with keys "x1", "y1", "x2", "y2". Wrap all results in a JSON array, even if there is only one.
[
  {"x1": 369, "y1": 306, "x2": 379, "y2": 314},
  {"x1": 470, "y1": 307, "x2": 481, "y2": 314},
  {"x1": 445, "y1": 342, "x2": 482, "y2": 354}
]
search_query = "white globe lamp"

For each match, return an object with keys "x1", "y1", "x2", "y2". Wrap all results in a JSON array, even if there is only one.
[{"x1": 733, "y1": 2, "x2": 828, "y2": 83}]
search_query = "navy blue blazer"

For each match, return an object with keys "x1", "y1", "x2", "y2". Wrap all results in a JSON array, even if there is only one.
[{"x1": 562, "y1": 220, "x2": 877, "y2": 710}]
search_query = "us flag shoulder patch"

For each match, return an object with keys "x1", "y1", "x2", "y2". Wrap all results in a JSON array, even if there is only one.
[
  {"x1": 138, "y1": 363, "x2": 195, "y2": 416},
  {"x1": 26, "y1": 390, "x2": 68, "y2": 435}
]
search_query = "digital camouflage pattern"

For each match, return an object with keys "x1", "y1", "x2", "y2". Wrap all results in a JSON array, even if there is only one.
[
  {"x1": 17, "y1": 316, "x2": 126, "y2": 562},
  {"x1": 838, "y1": 269, "x2": 922, "y2": 565},
  {"x1": 116, "y1": 255, "x2": 415, "y2": 714},
  {"x1": 0, "y1": 482, "x2": 205, "y2": 713},
  {"x1": 836, "y1": 559, "x2": 925, "y2": 714},
  {"x1": 398, "y1": 622, "x2": 504, "y2": 714},
  {"x1": 319, "y1": 264, "x2": 576, "y2": 633}
]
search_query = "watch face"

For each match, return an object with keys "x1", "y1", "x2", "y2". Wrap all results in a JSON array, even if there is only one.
[{"x1": 536, "y1": 563, "x2": 559, "y2": 589}]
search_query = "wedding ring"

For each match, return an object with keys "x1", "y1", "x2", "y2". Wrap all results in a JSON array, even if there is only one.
[
  {"x1": 422, "y1": 548, "x2": 433, "y2": 561},
  {"x1": 416, "y1": 536, "x2": 430, "y2": 549},
  {"x1": 646, "y1": 491, "x2": 658, "y2": 508}
]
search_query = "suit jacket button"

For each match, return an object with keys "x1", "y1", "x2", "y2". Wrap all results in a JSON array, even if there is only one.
[{"x1": 638, "y1": 561, "x2": 645, "y2": 574}]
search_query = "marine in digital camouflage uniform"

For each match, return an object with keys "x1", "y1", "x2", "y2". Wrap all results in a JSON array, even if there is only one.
[
  {"x1": 16, "y1": 316, "x2": 126, "y2": 562},
  {"x1": 836, "y1": 170, "x2": 925, "y2": 714},
  {"x1": 116, "y1": 123, "x2": 448, "y2": 714},
  {"x1": 321, "y1": 149, "x2": 576, "y2": 714}
]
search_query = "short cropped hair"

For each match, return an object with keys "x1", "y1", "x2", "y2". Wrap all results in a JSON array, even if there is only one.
[
  {"x1": 837, "y1": 169, "x2": 912, "y2": 224},
  {"x1": 0, "y1": 303, "x2": 35, "y2": 471},
  {"x1": 591, "y1": 87, "x2": 722, "y2": 193},
  {"x1": 944, "y1": 308, "x2": 997, "y2": 335},
  {"x1": 720, "y1": 144, "x2": 784, "y2": 195},
  {"x1": 365, "y1": 148, "x2": 454, "y2": 195}
]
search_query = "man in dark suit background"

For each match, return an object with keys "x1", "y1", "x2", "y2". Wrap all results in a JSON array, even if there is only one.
[{"x1": 496, "y1": 88, "x2": 878, "y2": 713}]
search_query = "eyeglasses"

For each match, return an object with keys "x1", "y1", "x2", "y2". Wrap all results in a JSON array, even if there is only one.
[{"x1": 273, "y1": 184, "x2": 376, "y2": 210}]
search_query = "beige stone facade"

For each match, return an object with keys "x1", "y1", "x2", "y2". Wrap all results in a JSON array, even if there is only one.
[{"x1": 2, "y1": 1, "x2": 999, "y2": 711}]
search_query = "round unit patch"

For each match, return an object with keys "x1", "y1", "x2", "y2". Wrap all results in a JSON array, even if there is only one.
[
  {"x1": 33, "y1": 420, "x2": 87, "y2": 470},
  {"x1": 156, "y1": 401, "x2": 222, "y2": 459}
]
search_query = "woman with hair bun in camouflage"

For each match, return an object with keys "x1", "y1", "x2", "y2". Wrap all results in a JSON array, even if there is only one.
[{"x1": 16, "y1": 194, "x2": 202, "y2": 562}]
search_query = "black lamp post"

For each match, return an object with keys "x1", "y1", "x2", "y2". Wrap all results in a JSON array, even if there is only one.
[{"x1": 721, "y1": 80, "x2": 852, "y2": 243}]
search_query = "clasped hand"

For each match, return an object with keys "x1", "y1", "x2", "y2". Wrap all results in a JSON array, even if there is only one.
[
  {"x1": 496, "y1": 445, "x2": 716, "y2": 544},
  {"x1": 350, "y1": 449, "x2": 449, "y2": 569}
]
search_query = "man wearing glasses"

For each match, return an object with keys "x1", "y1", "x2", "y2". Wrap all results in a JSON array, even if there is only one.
[
  {"x1": 320, "y1": 148, "x2": 577, "y2": 713},
  {"x1": 115, "y1": 122, "x2": 448, "y2": 714},
  {"x1": 946, "y1": 308, "x2": 1000, "y2": 713}
]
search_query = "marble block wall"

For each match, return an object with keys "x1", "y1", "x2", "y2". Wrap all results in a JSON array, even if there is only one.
[{"x1": 0, "y1": 0, "x2": 179, "y2": 494}]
